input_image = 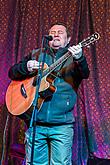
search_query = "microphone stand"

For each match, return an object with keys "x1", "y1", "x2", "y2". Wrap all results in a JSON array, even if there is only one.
[{"x1": 28, "y1": 37, "x2": 49, "y2": 165}]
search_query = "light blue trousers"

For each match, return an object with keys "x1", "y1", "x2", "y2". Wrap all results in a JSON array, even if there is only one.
[{"x1": 25, "y1": 124, "x2": 74, "y2": 165}]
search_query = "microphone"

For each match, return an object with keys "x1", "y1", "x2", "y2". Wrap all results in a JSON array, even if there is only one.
[{"x1": 44, "y1": 35, "x2": 53, "y2": 41}]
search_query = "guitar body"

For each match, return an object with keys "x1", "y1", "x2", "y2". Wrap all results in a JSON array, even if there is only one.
[{"x1": 5, "y1": 74, "x2": 56, "y2": 117}]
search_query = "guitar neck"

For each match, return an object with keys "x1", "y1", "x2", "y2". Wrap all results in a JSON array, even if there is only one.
[
  {"x1": 42, "y1": 51, "x2": 71, "y2": 77},
  {"x1": 42, "y1": 32, "x2": 100, "y2": 77}
]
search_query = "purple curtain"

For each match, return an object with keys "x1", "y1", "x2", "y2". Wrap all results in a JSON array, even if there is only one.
[{"x1": 0, "y1": 0, "x2": 109, "y2": 164}]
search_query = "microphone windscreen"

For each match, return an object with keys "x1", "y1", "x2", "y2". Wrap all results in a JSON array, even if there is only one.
[{"x1": 44, "y1": 35, "x2": 53, "y2": 41}]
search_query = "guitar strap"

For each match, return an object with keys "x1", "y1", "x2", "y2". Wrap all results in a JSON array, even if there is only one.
[
  {"x1": 55, "y1": 56, "x2": 73, "y2": 78},
  {"x1": 54, "y1": 59, "x2": 68, "y2": 78}
]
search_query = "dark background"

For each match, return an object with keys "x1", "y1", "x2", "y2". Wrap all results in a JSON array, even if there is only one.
[{"x1": 0, "y1": 0, "x2": 109, "y2": 164}]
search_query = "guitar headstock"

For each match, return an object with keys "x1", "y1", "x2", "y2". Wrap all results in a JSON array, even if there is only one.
[{"x1": 80, "y1": 32, "x2": 100, "y2": 48}]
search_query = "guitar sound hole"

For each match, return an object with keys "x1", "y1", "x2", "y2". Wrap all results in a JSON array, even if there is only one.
[{"x1": 21, "y1": 84, "x2": 27, "y2": 98}]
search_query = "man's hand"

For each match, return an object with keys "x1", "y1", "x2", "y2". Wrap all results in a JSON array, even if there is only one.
[
  {"x1": 27, "y1": 60, "x2": 41, "y2": 72},
  {"x1": 68, "y1": 44, "x2": 82, "y2": 60}
]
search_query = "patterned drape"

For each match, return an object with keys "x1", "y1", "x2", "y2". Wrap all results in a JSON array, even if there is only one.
[{"x1": 0, "y1": 0, "x2": 109, "y2": 164}]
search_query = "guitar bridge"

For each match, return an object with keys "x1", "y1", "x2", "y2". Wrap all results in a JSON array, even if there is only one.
[{"x1": 21, "y1": 84, "x2": 27, "y2": 98}]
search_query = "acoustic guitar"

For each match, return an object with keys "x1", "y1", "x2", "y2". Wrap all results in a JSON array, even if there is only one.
[{"x1": 5, "y1": 32, "x2": 100, "y2": 119}]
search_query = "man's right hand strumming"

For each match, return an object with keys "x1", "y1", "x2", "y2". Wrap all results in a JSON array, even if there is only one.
[{"x1": 27, "y1": 60, "x2": 41, "y2": 72}]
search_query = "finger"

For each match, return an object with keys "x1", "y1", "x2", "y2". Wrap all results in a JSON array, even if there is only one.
[{"x1": 27, "y1": 60, "x2": 41, "y2": 71}]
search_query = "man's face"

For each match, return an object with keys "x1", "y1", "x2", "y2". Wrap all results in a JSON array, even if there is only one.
[{"x1": 48, "y1": 25, "x2": 71, "y2": 50}]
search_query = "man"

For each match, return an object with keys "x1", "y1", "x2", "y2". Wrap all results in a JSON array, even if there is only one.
[{"x1": 8, "y1": 23, "x2": 90, "y2": 164}]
